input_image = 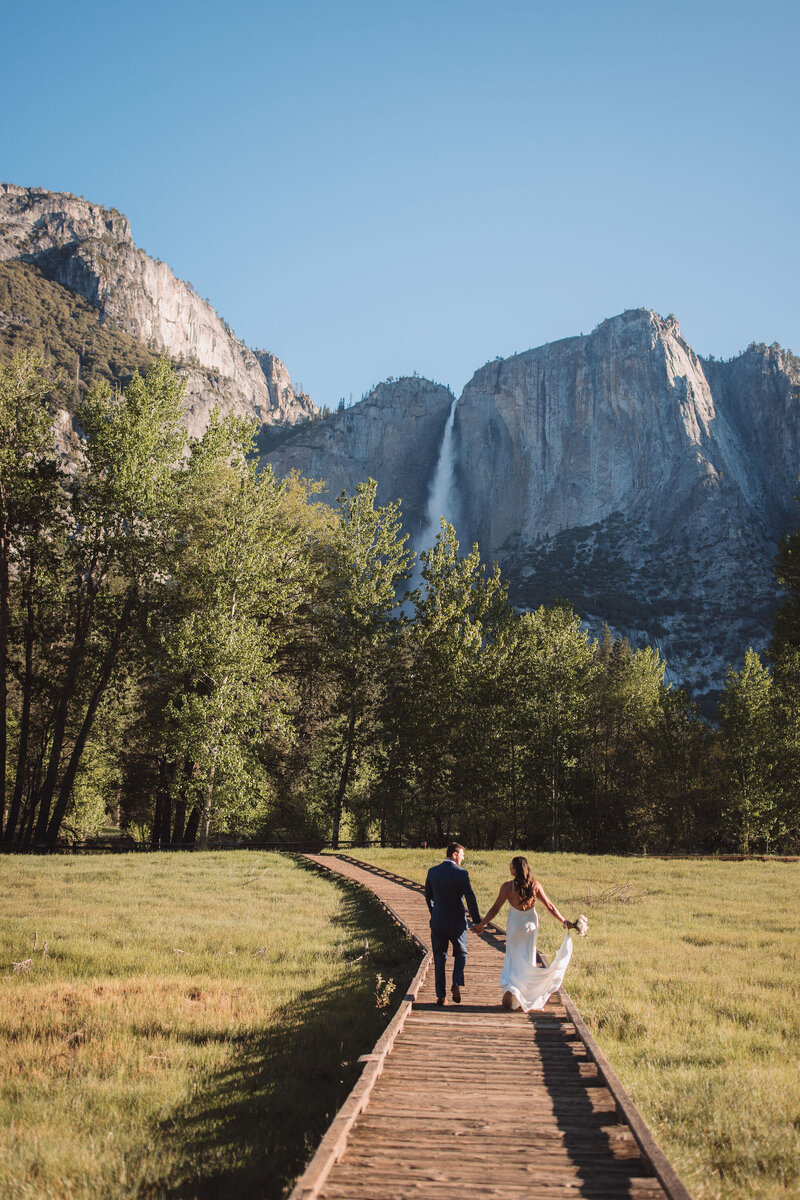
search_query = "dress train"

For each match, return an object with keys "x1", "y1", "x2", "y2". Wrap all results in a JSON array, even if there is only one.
[{"x1": 498, "y1": 904, "x2": 573, "y2": 1012}]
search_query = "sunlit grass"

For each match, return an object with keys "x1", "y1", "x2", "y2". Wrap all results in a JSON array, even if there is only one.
[
  {"x1": 0, "y1": 852, "x2": 418, "y2": 1199},
  {"x1": 343, "y1": 848, "x2": 800, "y2": 1200}
]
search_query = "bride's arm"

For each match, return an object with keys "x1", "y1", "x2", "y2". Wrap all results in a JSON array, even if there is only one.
[
  {"x1": 535, "y1": 883, "x2": 572, "y2": 930},
  {"x1": 473, "y1": 882, "x2": 511, "y2": 934}
]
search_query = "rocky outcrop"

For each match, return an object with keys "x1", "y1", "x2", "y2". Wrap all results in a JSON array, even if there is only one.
[
  {"x1": 0, "y1": 184, "x2": 316, "y2": 435},
  {"x1": 455, "y1": 310, "x2": 800, "y2": 698},
  {"x1": 262, "y1": 377, "x2": 456, "y2": 531}
]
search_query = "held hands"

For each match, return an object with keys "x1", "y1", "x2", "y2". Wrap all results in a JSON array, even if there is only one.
[{"x1": 471, "y1": 921, "x2": 486, "y2": 936}]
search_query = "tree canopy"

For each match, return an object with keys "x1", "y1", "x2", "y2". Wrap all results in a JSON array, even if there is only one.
[{"x1": 1, "y1": 353, "x2": 798, "y2": 854}]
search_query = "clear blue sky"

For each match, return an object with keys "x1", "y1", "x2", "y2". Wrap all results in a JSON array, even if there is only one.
[{"x1": 3, "y1": 0, "x2": 798, "y2": 409}]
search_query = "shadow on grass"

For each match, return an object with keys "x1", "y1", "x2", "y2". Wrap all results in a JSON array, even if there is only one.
[{"x1": 143, "y1": 868, "x2": 420, "y2": 1200}]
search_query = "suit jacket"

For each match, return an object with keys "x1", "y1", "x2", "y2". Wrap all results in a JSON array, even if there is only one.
[{"x1": 425, "y1": 859, "x2": 481, "y2": 931}]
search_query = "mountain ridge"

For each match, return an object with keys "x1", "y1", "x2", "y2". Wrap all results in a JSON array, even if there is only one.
[
  {"x1": 3, "y1": 184, "x2": 799, "y2": 704},
  {"x1": 0, "y1": 183, "x2": 317, "y2": 437}
]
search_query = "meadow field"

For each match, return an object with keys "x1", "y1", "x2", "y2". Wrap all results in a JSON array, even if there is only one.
[
  {"x1": 0, "y1": 852, "x2": 418, "y2": 1199},
  {"x1": 2, "y1": 850, "x2": 798, "y2": 1200},
  {"x1": 344, "y1": 848, "x2": 800, "y2": 1200}
]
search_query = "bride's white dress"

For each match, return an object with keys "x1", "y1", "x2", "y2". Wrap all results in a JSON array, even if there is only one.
[{"x1": 498, "y1": 905, "x2": 573, "y2": 1012}]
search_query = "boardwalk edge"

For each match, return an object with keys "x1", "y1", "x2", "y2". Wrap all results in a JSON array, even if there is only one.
[
  {"x1": 288, "y1": 855, "x2": 431, "y2": 1200},
  {"x1": 556, "y1": 982, "x2": 695, "y2": 1200}
]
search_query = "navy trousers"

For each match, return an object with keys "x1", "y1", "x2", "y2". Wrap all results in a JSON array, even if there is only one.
[{"x1": 430, "y1": 927, "x2": 468, "y2": 998}]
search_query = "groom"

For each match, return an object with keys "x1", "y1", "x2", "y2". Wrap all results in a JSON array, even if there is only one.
[{"x1": 424, "y1": 842, "x2": 482, "y2": 1006}]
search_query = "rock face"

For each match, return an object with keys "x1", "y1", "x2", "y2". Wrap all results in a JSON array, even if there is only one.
[
  {"x1": 266, "y1": 309, "x2": 800, "y2": 701},
  {"x1": 262, "y1": 378, "x2": 456, "y2": 531},
  {"x1": 455, "y1": 309, "x2": 800, "y2": 696},
  {"x1": 0, "y1": 184, "x2": 316, "y2": 434}
]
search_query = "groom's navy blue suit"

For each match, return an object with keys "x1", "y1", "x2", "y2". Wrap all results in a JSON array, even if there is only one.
[{"x1": 425, "y1": 858, "x2": 481, "y2": 1001}]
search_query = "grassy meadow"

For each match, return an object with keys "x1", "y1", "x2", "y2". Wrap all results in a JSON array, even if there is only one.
[
  {"x1": 0, "y1": 852, "x2": 419, "y2": 1199},
  {"x1": 343, "y1": 848, "x2": 800, "y2": 1200}
]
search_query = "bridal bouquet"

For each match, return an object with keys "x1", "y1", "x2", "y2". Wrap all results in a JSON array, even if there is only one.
[{"x1": 574, "y1": 914, "x2": 589, "y2": 937}]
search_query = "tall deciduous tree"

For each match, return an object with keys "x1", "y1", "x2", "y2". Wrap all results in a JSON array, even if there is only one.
[
  {"x1": 719, "y1": 648, "x2": 778, "y2": 852},
  {"x1": 770, "y1": 498, "x2": 800, "y2": 849},
  {"x1": 159, "y1": 417, "x2": 321, "y2": 847},
  {"x1": 502, "y1": 603, "x2": 598, "y2": 850},
  {"x1": 583, "y1": 636, "x2": 666, "y2": 850},
  {"x1": 400, "y1": 520, "x2": 508, "y2": 845},
  {"x1": 39, "y1": 359, "x2": 187, "y2": 846},
  {"x1": 3, "y1": 357, "x2": 187, "y2": 846},
  {"x1": 323, "y1": 480, "x2": 412, "y2": 846},
  {"x1": 0, "y1": 352, "x2": 60, "y2": 843}
]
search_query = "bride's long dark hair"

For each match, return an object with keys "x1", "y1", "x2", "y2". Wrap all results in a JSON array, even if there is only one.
[{"x1": 511, "y1": 856, "x2": 536, "y2": 905}]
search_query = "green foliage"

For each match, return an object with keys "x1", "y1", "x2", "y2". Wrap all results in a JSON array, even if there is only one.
[
  {"x1": 1, "y1": 355, "x2": 190, "y2": 848},
  {"x1": 0, "y1": 261, "x2": 154, "y2": 397},
  {"x1": 321, "y1": 480, "x2": 413, "y2": 845},
  {"x1": 2, "y1": 353, "x2": 800, "y2": 854},
  {"x1": 159, "y1": 418, "x2": 319, "y2": 845},
  {"x1": 768, "y1": 483, "x2": 800, "y2": 850},
  {"x1": 501, "y1": 603, "x2": 599, "y2": 849},
  {"x1": 719, "y1": 649, "x2": 779, "y2": 852}
]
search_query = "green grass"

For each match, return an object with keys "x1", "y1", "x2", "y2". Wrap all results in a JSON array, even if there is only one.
[
  {"x1": 342, "y1": 848, "x2": 800, "y2": 1200},
  {"x1": 0, "y1": 852, "x2": 419, "y2": 1199}
]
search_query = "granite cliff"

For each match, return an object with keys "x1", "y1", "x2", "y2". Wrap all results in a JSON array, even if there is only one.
[
  {"x1": 454, "y1": 310, "x2": 800, "y2": 695},
  {"x1": 0, "y1": 184, "x2": 316, "y2": 436},
  {"x1": 262, "y1": 377, "x2": 455, "y2": 530},
  {"x1": 263, "y1": 310, "x2": 800, "y2": 701}
]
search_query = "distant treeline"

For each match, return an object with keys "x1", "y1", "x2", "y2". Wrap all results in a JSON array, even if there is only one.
[{"x1": 1, "y1": 354, "x2": 799, "y2": 853}]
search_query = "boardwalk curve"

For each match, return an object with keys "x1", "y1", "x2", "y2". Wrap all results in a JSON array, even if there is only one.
[{"x1": 291, "y1": 854, "x2": 692, "y2": 1200}]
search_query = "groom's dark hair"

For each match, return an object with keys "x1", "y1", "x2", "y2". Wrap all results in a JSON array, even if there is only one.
[{"x1": 446, "y1": 842, "x2": 464, "y2": 859}]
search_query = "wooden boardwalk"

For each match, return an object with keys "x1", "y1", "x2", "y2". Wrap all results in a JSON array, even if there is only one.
[{"x1": 291, "y1": 854, "x2": 692, "y2": 1200}]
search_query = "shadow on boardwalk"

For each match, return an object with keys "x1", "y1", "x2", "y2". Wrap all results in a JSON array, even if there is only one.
[
  {"x1": 532, "y1": 1015, "x2": 640, "y2": 1198},
  {"x1": 143, "y1": 874, "x2": 419, "y2": 1200}
]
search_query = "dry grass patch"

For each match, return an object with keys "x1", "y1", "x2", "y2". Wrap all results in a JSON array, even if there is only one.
[{"x1": 0, "y1": 852, "x2": 419, "y2": 1199}]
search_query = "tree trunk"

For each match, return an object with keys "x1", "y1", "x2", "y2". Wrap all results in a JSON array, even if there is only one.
[
  {"x1": 33, "y1": 605, "x2": 91, "y2": 845},
  {"x1": 21, "y1": 794, "x2": 37, "y2": 846},
  {"x1": 45, "y1": 590, "x2": 135, "y2": 846},
  {"x1": 198, "y1": 760, "x2": 217, "y2": 850},
  {"x1": 550, "y1": 735, "x2": 559, "y2": 852},
  {"x1": 158, "y1": 763, "x2": 173, "y2": 849},
  {"x1": 171, "y1": 759, "x2": 193, "y2": 845},
  {"x1": 510, "y1": 738, "x2": 517, "y2": 847},
  {"x1": 150, "y1": 756, "x2": 173, "y2": 849},
  {"x1": 151, "y1": 791, "x2": 164, "y2": 850},
  {"x1": 172, "y1": 797, "x2": 187, "y2": 846},
  {"x1": 332, "y1": 702, "x2": 357, "y2": 848},
  {"x1": 4, "y1": 558, "x2": 36, "y2": 845},
  {"x1": 0, "y1": 511, "x2": 9, "y2": 839},
  {"x1": 183, "y1": 804, "x2": 201, "y2": 846}
]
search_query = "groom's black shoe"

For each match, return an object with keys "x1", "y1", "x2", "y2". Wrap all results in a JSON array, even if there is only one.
[
  {"x1": 436, "y1": 996, "x2": 447, "y2": 1006},
  {"x1": 451, "y1": 983, "x2": 462, "y2": 1003}
]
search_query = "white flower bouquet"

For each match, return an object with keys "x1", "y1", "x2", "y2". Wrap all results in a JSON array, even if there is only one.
[{"x1": 574, "y1": 913, "x2": 589, "y2": 937}]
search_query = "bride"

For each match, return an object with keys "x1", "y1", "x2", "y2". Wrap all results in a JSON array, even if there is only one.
[{"x1": 473, "y1": 856, "x2": 581, "y2": 1011}]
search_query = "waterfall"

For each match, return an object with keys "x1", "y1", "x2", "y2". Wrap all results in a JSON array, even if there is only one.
[{"x1": 410, "y1": 396, "x2": 459, "y2": 590}]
